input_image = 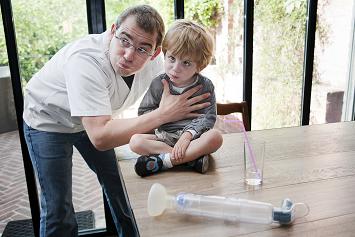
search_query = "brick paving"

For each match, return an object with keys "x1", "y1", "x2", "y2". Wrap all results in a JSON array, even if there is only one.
[{"x1": 0, "y1": 130, "x2": 106, "y2": 235}]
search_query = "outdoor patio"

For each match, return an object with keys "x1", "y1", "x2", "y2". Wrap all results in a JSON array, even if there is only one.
[{"x1": 0, "y1": 130, "x2": 106, "y2": 235}]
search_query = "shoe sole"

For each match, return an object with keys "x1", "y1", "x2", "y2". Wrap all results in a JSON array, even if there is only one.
[
  {"x1": 134, "y1": 155, "x2": 162, "y2": 177},
  {"x1": 200, "y1": 156, "x2": 209, "y2": 173}
]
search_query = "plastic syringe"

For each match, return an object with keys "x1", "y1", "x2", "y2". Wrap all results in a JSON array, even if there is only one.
[{"x1": 148, "y1": 183, "x2": 309, "y2": 225}]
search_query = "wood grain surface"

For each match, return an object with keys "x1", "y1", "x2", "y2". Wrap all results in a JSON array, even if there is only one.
[{"x1": 119, "y1": 121, "x2": 355, "y2": 237}]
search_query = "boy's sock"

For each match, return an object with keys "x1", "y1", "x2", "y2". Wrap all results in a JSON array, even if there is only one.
[{"x1": 161, "y1": 153, "x2": 173, "y2": 169}]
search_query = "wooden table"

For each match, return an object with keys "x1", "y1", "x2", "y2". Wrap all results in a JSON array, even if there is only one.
[{"x1": 119, "y1": 122, "x2": 355, "y2": 237}]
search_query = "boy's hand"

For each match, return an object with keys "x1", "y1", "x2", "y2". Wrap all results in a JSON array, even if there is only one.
[
  {"x1": 158, "y1": 79, "x2": 210, "y2": 124},
  {"x1": 171, "y1": 132, "x2": 192, "y2": 162}
]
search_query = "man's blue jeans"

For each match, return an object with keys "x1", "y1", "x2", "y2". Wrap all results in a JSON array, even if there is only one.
[{"x1": 23, "y1": 122, "x2": 137, "y2": 237}]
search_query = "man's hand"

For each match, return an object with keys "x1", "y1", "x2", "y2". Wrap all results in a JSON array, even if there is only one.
[
  {"x1": 171, "y1": 132, "x2": 192, "y2": 162},
  {"x1": 157, "y1": 79, "x2": 210, "y2": 124}
]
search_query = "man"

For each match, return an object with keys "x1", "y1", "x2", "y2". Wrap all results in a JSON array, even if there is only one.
[{"x1": 23, "y1": 5, "x2": 210, "y2": 237}]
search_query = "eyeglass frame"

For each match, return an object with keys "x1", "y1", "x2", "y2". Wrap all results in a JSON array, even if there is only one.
[{"x1": 114, "y1": 29, "x2": 155, "y2": 58}]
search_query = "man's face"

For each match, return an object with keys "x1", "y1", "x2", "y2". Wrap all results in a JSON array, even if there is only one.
[{"x1": 109, "y1": 15, "x2": 159, "y2": 76}]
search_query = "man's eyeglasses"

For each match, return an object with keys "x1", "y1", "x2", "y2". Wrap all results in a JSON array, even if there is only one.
[{"x1": 114, "y1": 31, "x2": 154, "y2": 58}]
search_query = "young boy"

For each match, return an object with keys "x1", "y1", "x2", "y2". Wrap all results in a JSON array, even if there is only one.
[{"x1": 130, "y1": 19, "x2": 223, "y2": 177}]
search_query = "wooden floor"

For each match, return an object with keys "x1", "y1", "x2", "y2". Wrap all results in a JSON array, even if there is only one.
[{"x1": 0, "y1": 130, "x2": 106, "y2": 234}]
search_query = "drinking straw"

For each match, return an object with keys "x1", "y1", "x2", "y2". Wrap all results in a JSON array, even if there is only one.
[{"x1": 223, "y1": 116, "x2": 260, "y2": 179}]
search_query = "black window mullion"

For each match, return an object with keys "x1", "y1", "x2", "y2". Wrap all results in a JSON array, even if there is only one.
[
  {"x1": 102, "y1": 195, "x2": 116, "y2": 235},
  {"x1": 0, "y1": 0, "x2": 41, "y2": 236},
  {"x1": 86, "y1": 0, "x2": 106, "y2": 34},
  {"x1": 174, "y1": 0, "x2": 184, "y2": 19},
  {"x1": 86, "y1": 1, "x2": 142, "y2": 236},
  {"x1": 85, "y1": 1, "x2": 119, "y2": 236},
  {"x1": 301, "y1": 0, "x2": 318, "y2": 125},
  {"x1": 243, "y1": 0, "x2": 254, "y2": 129}
]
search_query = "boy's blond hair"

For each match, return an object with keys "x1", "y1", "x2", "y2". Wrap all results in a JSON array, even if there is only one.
[{"x1": 162, "y1": 19, "x2": 214, "y2": 71}]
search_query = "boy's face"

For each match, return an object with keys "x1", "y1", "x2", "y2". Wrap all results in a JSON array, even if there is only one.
[
  {"x1": 164, "y1": 51, "x2": 199, "y2": 87},
  {"x1": 109, "y1": 15, "x2": 160, "y2": 76}
]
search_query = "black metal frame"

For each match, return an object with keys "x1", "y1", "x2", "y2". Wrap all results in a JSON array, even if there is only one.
[
  {"x1": 85, "y1": 1, "x2": 119, "y2": 236},
  {"x1": 174, "y1": 0, "x2": 184, "y2": 19},
  {"x1": 86, "y1": 0, "x2": 106, "y2": 34},
  {"x1": 243, "y1": 0, "x2": 254, "y2": 129},
  {"x1": 0, "y1": 0, "x2": 40, "y2": 236},
  {"x1": 301, "y1": 0, "x2": 318, "y2": 125},
  {"x1": 352, "y1": 3, "x2": 355, "y2": 121}
]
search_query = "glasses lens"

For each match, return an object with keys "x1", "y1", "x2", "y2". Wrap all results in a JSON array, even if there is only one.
[
  {"x1": 136, "y1": 48, "x2": 150, "y2": 57},
  {"x1": 115, "y1": 31, "x2": 153, "y2": 58}
]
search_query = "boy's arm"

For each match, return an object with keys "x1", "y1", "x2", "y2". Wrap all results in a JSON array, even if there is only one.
[
  {"x1": 183, "y1": 83, "x2": 217, "y2": 139},
  {"x1": 172, "y1": 131, "x2": 192, "y2": 161},
  {"x1": 138, "y1": 76, "x2": 164, "y2": 116}
]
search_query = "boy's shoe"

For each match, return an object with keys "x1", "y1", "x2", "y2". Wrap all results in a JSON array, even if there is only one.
[
  {"x1": 134, "y1": 154, "x2": 163, "y2": 177},
  {"x1": 191, "y1": 155, "x2": 209, "y2": 174}
]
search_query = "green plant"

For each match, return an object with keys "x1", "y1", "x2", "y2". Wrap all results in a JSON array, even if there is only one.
[
  {"x1": 0, "y1": 0, "x2": 87, "y2": 82},
  {"x1": 0, "y1": 10, "x2": 8, "y2": 66},
  {"x1": 0, "y1": 0, "x2": 175, "y2": 82},
  {"x1": 185, "y1": 0, "x2": 224, "y2": 28},
  {"x1": 105, "y1": 0, "x2": 174, "y2": 34},
  {"x1": 252, "y1": 0, "x2": 329, "y2": 129}
]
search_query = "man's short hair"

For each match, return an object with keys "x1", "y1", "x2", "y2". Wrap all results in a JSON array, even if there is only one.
[
  {"x1": 116, "y1": 5, "x2": 165, "y2": 49},
  {"x1": 162, "y1": 19, "x2": 214, "y2": 71}
]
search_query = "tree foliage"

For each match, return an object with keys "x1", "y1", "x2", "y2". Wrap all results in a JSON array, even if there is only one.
[
  {"x1": 252, "y1": 0, "x2": 329, "y2": 129},
  {"x1": 0, "y1": 0, "x2": 87, "y2": 82},
  {"x1": 185, "y1": 0, "x2": 224, "y2": 28},
  {"x1": 0, "y1": 0, "x2": 176, "y2": 82},
  {"x1": 106, "y1": 0, "x2": 174, "y2": 29},
  {"x1": 1, "y1": 0, "x2": 222, "y2": 82}
]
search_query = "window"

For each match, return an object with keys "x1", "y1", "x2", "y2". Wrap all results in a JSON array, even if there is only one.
[
  {"x1": 310, "y1": 0, "x2": 355, "y2": 124},
  {"x1": 9, "y1": 0, "x2": 105, "y2": 233},
  {"x1": 106, "y1": 0, "x2": 174, "y2": 30},
  {"x1": 0, "y1": 10, "x2": 31, "y2": 235},
  {"x1": 13, "y1": 0, "x2": 87, "y2": 84},
  {"x1": 185, "y1": 0, "x2": 244, "y2": 104},
  {"x1": 253, "y1": 0, "x2": 307, "y2": 129}
]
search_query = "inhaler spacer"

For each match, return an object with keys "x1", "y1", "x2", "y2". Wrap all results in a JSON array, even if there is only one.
[{"x1": 147, "y1": 183, "x2": 309, "y2": 225}]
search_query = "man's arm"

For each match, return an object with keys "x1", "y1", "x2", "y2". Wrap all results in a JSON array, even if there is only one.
[
  {"x1": 82, "y1": 79, "x2": 210, "y2": 151},
  {"x1": 82, "y1": 109, "x2": 164, "y2": 151}
]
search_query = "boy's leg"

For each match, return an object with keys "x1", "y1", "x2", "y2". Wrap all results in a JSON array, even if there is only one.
[
  {"x1": 129, "y1": 134, "x2": 172, "y2": 155},
  {"x1": 23, "y1": 122, "x2": 78, "y2": 237},
  {"x1": 134, "y1": 129, "x2": 223, "y2": 176},
  {"x1": 74, "y1": 133, "x2": 138, "y2": 237},
  {"x1": 177, "y1": 129, "x2": 223, "y2": 173},
  {"x1": 171, "y1": 129, "x2": 223, "y2": 165},
  {"x1": 130, "y1": 134, "x2": 175, "y2": 177}
]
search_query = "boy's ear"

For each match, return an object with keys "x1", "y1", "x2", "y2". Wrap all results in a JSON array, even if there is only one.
[{"x1": 150, "y1": 46, "x2": 162, "y2": 60}]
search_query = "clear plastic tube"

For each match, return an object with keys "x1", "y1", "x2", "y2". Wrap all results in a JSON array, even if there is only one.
[{"x1": 175, "y1": 193, "x2": 274, "y2": 224}]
